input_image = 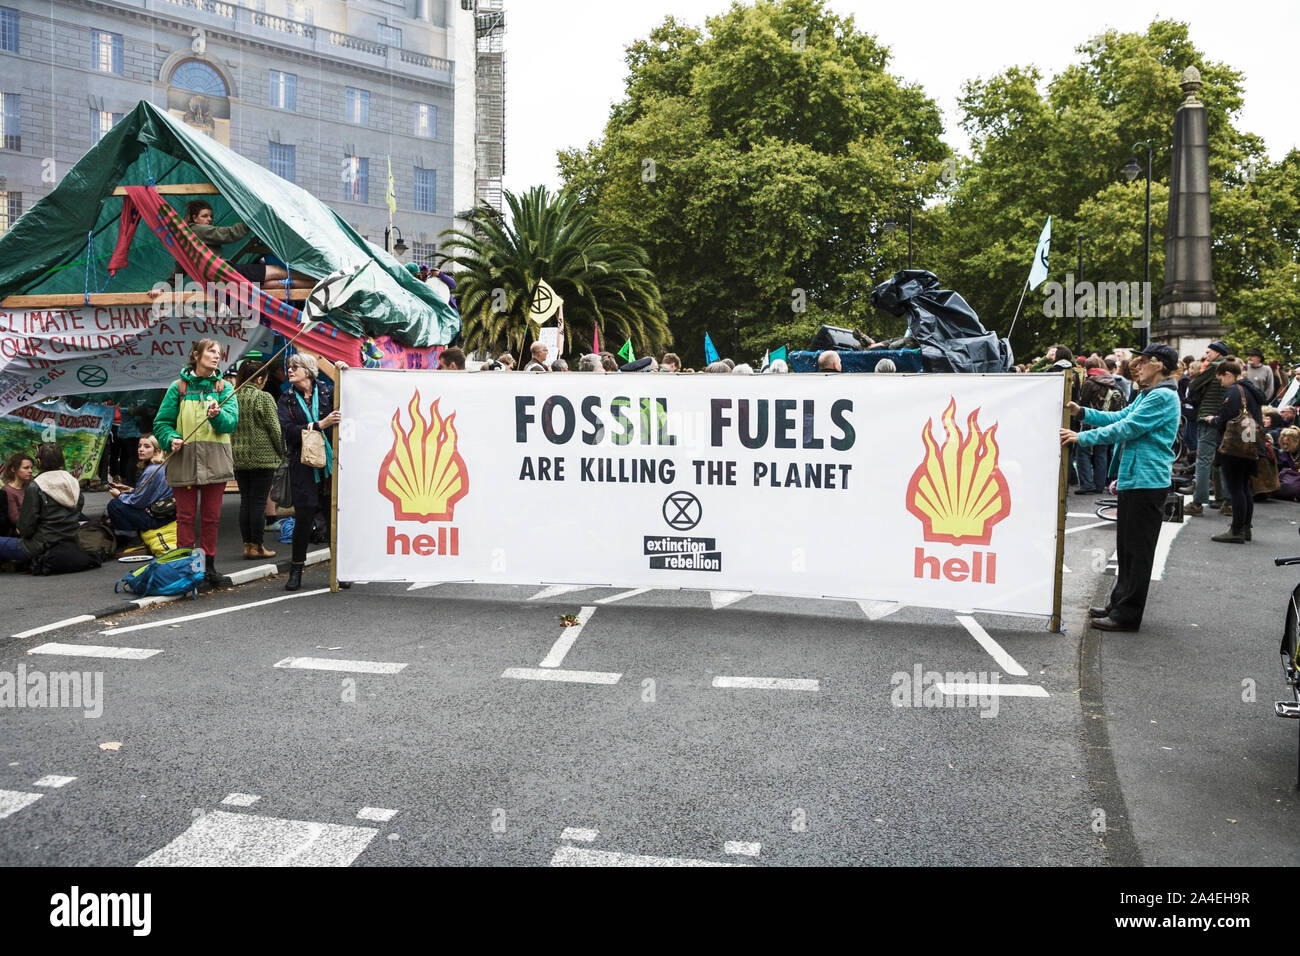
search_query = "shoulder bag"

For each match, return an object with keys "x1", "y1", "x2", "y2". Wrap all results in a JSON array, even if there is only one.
[{"x1": 1218, "y1": 385, "x2": 1262, "y2": 459}]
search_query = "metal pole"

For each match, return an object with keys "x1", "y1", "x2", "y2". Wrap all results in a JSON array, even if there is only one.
[
  {"x1": 1076, "y1": 235, "x2": 1083, "y2": 355},
  {"x1": 907, "y1": 207, "x2": 913, "y2": 270},
  {"x1": 383, "y1": 226, "x2": 390, "y2": 252},
  {"x1": 1143, "y1": 142, "x2": 1152, "y2": 349}
]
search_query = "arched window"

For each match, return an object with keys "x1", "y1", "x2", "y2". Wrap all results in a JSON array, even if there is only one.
[{"x1": 171, "y1": 60, "x2": 227, "y2": 97}]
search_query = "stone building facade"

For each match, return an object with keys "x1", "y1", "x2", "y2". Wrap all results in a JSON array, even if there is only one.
[{"x1": 0, "y1": 0, "x2": 495, "y2": 265}]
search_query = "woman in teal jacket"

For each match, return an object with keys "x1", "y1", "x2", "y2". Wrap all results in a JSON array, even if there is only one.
[{"x1": 1061, "y1": 343, "x2": 1181, "y2": 632}]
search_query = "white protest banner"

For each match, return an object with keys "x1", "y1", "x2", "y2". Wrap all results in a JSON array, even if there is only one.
[
  {"x1": 0, "y1": 302, "x2": 256, "y2": 414},
  {"x1": 537, "y1": 326, "x2": 561, "y2": 364},
  {"x1": 336, "y1": 370, "x2": 1065, "y2": 616}
]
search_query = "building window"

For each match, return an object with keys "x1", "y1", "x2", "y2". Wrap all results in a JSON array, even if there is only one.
[
  {"x1": 377, "y1": 23, "x2": 402, "y2": 47},
  {"x1": 409, "y1": 240, "x2": 437, "y2": 266},
  {"x1": 269, "y1": 70, "x2": 296, "y2": 111},
  {"x1": 345, "y1": 88, "x2": 369, "y2": 126},
  {"x1": 91, "y1": 29, "x2": 123, "y2": 74},
  {"x1": 0, "y1": 92, "x2": 18, "y2": 151},
  {"x1": 414, "y1": 104, "x2": 436, "y2": 139},
  {"x1": 413, "y1": 167, "x2": 435, "y2": 212},
  {"x1": 0, "y1": 8, "x2": 18, "y2": 54},
  {"x1": 287, "y1": 1, "x2": 312, "y2": 24},
  {"x1": 269, "y1": 142, "x2": 295, "y2": 183},
  {"x1": 343, "y1": 156, "x2": 368, "y2": 203},
  {"x1": 172, "y1": 61, "x2": 227, "y2": 97},
  {"x1": 0, "y1": 190, "x2": 20, "y2": 233},
  {"x1": 90, "y1": 109, "x2": 124, "y2": 145}
]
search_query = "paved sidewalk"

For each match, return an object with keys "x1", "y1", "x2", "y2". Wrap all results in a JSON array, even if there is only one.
[
  {"x1": 2, "y1": 487, "x2": 330, "y2": 640},
  {"x1": 1093, "y1": 495, "x2": 1300, "y2": 866}
]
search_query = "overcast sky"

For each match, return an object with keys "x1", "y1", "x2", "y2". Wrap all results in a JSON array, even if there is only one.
[{"x1": 501, "y1": 0, "x2": 1297, "y2": 195}]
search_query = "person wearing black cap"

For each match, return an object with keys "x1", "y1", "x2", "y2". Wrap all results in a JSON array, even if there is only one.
[
  {"x1": 1061, "y1": 343, "x2": 1182, "y2": 632},
  {"x1": 1184, "y1": 340, "x2": 1231, "y2": 516}
]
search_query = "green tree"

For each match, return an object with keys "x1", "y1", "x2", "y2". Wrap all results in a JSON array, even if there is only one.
[
  {"x1": 438, "y1": 186, "x2": 670, "y2": 360},
  {"x1": 928, "y1": 20, "x2": 1287, "y2": 360},
  {"x1": 559, "y1": 0, "x2": 949, "y2": 366}
]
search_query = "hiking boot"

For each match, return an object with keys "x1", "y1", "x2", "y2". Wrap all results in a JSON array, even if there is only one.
[
  {"x1": 285, "y1": 562, "x2": 304, "y2": 592},
  {"x1": 205, "y1": 559, "x2": 223, "y2": 588},
  {"x1": 1211, "y1": 529, "x2": 1245, "y2": 544},
  {"x1": 254, "y1": 543, "x2": 276, "y2": 559},
  {"x1": 243, "y1": 543, "x2": 257, "y2": 560},
  {"x1": 1184, "y1": 502, "x2": 1204, "y2": 516}
]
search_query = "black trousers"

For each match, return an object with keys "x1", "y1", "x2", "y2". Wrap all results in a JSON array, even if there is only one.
[
  {"x1": 1220, "y1": 455, "x2": 1256, "y2": 533},
  {"x1": 291, "y1": 483, "x2": 329, "y2": 564},
  {"x1": 1107, "y1": 487, "x2": 1167, "y2": 628},
  {"x1": 234, "y1": 468, "x2": 275, "y2": 546}
]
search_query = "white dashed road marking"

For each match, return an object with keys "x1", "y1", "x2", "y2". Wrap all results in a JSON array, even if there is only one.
[
  {"x1": 529, "y1": 584, "x2": 595, "y2": 601},
  {"x1": 709, "y1": 591, "x2": 750, "y2": 610},
  {"x1": 102, "y1": 589, "x2": 330, "y2": 635},
  {"x1": 712, "y1": 676, "x2": 819, "y2": 692},
  {"x1": 724, "y1": 841, "x2": 761, "y2": 857},
  {"x1": 858, "y1": 601, "x2": 904, "y2": 621},
  {"x1": 0, "y1": 790, "x2": 43, "y2": 820},
  {"x1": 596, "y1": 588, "x2": 650, "y2": 605},
  {"x1": 955, "y1": 615, "x2": 1029, "y2": 677},
  {"x1": 136, "y1": 810, "x2": 376, "y2": 866},
  {"x1": 560, "y1": 827, "x2": 599, "y2": 842},
  {"x1": 550, "y1": 845, "x2": 739, "y2": 867},
  {"x1": 539, "y1": 606, "x2": 596, "y2": 668},
  {"x1": 501, "y1": 667, "x2": 621, "y2": 685},
  {"x1": 1151, "y1": 521, "x2": 1186, "y2": 581},
  {"x1": 28, "y1": 643, "x2": 162, "y2": 660},
  {"x1": 274, "y1": 657, "x2": 407, "y2": 675},
  {"x1": 357, "y1": 807, "x2": 398, "y2": 822},
  {"x1": 221, "y1": 793, "x2": 261, "y2": 807},
  {"x1": 33, "y1": 775, "x2": 76, "y2": 788},
  {"x1": 936, "y1": 682, "x2": 1050, "y2": 698},
  {"x1": 10, "y1": 616, "x2": 96, "y2": 639}
]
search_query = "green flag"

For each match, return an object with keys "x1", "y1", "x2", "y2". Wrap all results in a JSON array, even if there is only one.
[{"x1": 618, "y1": 339, "x2": 634, "y2": 363}]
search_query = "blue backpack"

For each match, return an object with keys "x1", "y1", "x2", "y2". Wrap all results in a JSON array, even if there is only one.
[{"x1": 115, "y1": 548, "x2": 206, "y2": 599}]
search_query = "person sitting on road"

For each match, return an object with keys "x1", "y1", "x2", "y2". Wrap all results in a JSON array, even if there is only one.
[
  {"x1": 0, "y1": 443, "x2": 85, "y2": 566},
  {"x1": 1, "y1": 451, "x2": 33, "y2": 539},
  {"x1": 1273, "y1": 427, "x2": 1300, "y2": 501},
  {"x1": 105, "y1": 434, "x2": 170, "y2": 548}
]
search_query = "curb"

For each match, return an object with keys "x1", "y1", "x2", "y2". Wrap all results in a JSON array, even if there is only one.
[{"x1": 7, "y1": 549, "x2": 334, "y2": 641}]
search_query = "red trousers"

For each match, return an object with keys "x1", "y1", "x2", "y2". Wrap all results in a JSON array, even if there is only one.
[{"x1": 173, "y1": 483, "x2": 224, "y2": 557}]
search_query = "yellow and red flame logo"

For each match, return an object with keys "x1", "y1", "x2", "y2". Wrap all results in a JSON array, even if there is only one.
[
  {"x1": 906, "y1": 398, "x2": 1011, "y2": 546},
  {"x1": 378, "y1": 390, "x2": 469, "y2": 522}
]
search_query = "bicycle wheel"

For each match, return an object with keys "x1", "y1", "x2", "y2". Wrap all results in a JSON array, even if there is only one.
[{"x1": 1096, "y1": 503, "x2": 1119, "y2": 522}]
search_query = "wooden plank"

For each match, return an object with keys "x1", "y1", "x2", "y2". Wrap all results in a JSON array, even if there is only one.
[
  {"x1": 2, "y1": 288, "x2": 309, "y2": 307},
  {"x1": 108, "y1": 184, "x2": 219, "y2": 196}
]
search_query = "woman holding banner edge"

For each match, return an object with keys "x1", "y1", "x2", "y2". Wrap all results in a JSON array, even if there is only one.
[{"x1": 1059, "y1": 342, "x2": 1181, "y2": 632}]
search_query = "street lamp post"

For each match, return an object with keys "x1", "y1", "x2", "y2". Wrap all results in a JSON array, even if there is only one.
[
  {"x1": 384, "y1": 225, "x2": 407, "y2": 257},
  {"x1": 1121, "y1": 142, "x2": 1152, "y2": 349}
]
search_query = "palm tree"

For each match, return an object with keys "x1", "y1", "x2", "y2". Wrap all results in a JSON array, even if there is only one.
[{"x1": 439, "y1": 186, "x2": 671, "y2": 361}]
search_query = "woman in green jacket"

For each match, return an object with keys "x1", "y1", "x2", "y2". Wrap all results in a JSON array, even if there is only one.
[
  {"x1": 153, "y1": 338, "x2": 239, "y2": 586},
  {"x1": 231, "y1": 359, "x2": 285, "y2": 560}
]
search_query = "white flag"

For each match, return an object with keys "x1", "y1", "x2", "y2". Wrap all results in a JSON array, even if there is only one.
[{"x1": 1027, "y1": 216, "x2": 1051, "y2": 290}]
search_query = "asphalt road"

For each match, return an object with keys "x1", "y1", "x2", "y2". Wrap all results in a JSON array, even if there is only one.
[{"x1": 1, "y1": 499, "x2": 1298, "y2": 868}]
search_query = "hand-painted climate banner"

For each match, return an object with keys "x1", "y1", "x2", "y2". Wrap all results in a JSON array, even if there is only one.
[
  {"x1": 0, "y1": 306, "x2": 255, "y2": 415},
  {"x1": 336, "y1": 371, "x2": 1065, "y2": 616},
  {"x1": 0, "y1": 399, "x2": 114, "y2": 479}
]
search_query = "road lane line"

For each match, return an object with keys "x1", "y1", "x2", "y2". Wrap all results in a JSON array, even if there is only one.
[
  {"x1": 358, "y1": 807, "x2": 398, "y2": 822},
  {"x1": 33, "y1": 775, "x2": 76, "y2": 788},
  {"x1": 550, "y1": 845, "x2": 739, "y2": 867},
  {"x1": 1064, "y1": 520, "x2": 1113, "y2": 534},
  {"x1": 221, "y1": 793, "x2": 261, "y2": 807},
  {"x1": 136, "y1": 810, "x2": 376, "y2": 867},
  {"x1": 724, "y1": 841, "x2": 761, "y2": 857},
  {"x1": 1151, "y1": 520, "x2": 1186, "y2": 581},
  {"x1": 597, "y1": 588, "x2": 650, "y2": 605},
  {"x1": 529, "y1": 584, "x2": 594, "y2": 601},
  {"x1": 28, "y1": 643, "x2": 162, "y2": 660},
  {"x1": 539, "y1": 606, "x2": 596, "y2": 668},
  {"x1": 955, "y1": 615, "x2": 1029, "y2": 677},
  {"x1": 936, "y1": 682, "x2": 1049, "y2": 698},
  {"x1": 561, "y1": 827, "x2": 599, "y2": 842},
  {"x1": 709, "y1": 591, "x2": 750, "y2": 610},
  {"x1": 0, "y1": 790, "x2": 43, "y2": 820},
  {"x1": 101, "y1": 589, "x2": 330, "y2": 635},
  {"x1": 858, "y1": 601, "x2": 904, "y2": 621},
  {"x1": 10, "y1": 616, "x2": 96, "y2": 639},
  {"x1": 501, "y1": 667, "x2": 621, "y2": 685},
  {"x1": 712, "y1": 676, "x2": 819, "y2": 692},
  {"x1": 274, "y1": 657, "x2": 407, "y2": 675}
]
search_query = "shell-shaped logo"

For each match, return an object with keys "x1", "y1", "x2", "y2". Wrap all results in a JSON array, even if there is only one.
[
  {"x1": 906, "y1": 398, "x2": 1011, "y2": 546},
  {"x1": 378, "y1": 390, "x2": 469, "y2": 522}
]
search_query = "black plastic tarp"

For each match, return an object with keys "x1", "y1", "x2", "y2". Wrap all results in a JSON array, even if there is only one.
[{"x1": 871, "y1": 270, "x2": 1012, "y2": 373}]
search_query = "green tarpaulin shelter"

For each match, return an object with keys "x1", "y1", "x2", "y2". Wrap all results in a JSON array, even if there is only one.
[{"x1": 0, "y1": 100, "x2": 458, "y2": 347}]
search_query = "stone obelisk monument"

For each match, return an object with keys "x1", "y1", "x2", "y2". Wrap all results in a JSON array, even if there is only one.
[{"x1": 1155, "y1": 66, "x2": 1223, "y2": 353}]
